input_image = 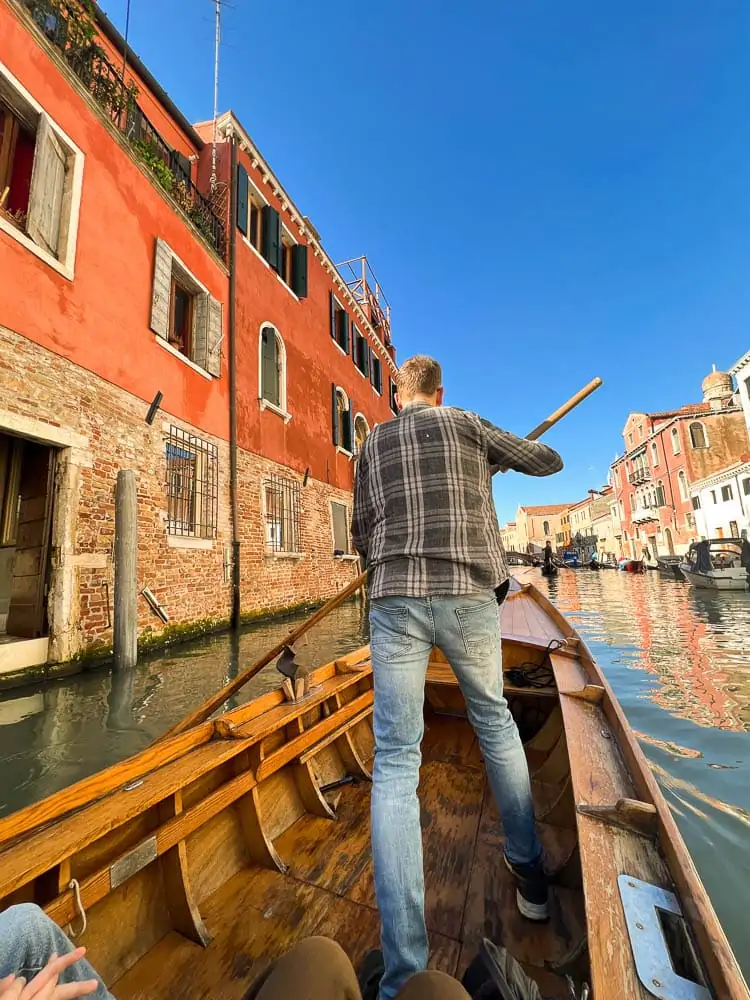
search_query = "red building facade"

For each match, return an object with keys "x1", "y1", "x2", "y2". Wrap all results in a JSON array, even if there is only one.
[
  {"x1": 610, "y1": 371, "x2": 748, "y2": 559},
  {"x1": 0, "y1": 0, "x2": 397, "y2": 682}
]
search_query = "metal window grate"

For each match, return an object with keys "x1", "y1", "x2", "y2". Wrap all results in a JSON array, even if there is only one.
[
  {"x1": 264, "y1": 474, "x2": 301, "y2": 553},
  {"x1": 165, "y1": 426, "x2": 218, "y2": 538}
]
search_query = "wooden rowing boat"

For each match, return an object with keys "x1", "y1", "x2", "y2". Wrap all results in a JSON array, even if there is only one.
[{"x1": 0, "y1": 575, "x2": 746, "y2": 1000}]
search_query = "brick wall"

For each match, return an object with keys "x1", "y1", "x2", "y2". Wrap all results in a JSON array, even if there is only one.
[{"x1": 0, "y1": 324, "x2": 360, "y2": 665}]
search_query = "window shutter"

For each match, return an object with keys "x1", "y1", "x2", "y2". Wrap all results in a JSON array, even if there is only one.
[
  {"x1": 262, "y1": 328, "x2": 280, "y2": 406},
  {"x1": 332, "y1": 383, "x2": 340, "y2": 446},
  {"x1": 236, "y1": 163, "x2": 249, "y2": 235},
  {"x1": 193, "y1": 293, "x2": 209, "y2": 368},
  {"x1": 352, "y1": 326, "x2": 359, "y2": 365},
  {"x1": 262, "y1": 205, "x2": 281, "y2": 272},
  {"x1": 343, "y1": 400, "x2": 353, "y2": 452},
  {"x1": 27, "y1": 114, "x2": 66, "y2": 256},
  {"x1": 342, "y1": 312, "x2": 350, "y2": 354},
  {"x1": 330, "y1": 292, "x2": 336, "y2": 339},
  {"x1": 291, "y1": 244, "x2": 308, "y2": 298},
  {"x1": 363, "y1": 340, "x2": 370, "y2": 377},
  {"x1": 206, "y1": 297, "x2": 223, "y2": 377},
  {"x1": 150, "y1": 238, "x2": 173, "y2": 339}
]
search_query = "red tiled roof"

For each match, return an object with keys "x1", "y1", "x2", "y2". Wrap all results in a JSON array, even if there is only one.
[
  {"x1": 649, "y1": 403, "x2": 711, "y2": 420},
  {"x1": 518, "y1": 504, "x2": 571, "y2": 515}
]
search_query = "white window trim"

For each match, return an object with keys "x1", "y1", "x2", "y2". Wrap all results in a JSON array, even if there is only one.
[
  {"x1": 156, "y1": 337, "x2": 213, "y2": 380},
  {"x1": 0, "y1": 59, "x2": 84, "y2": 281},
  {"x1": 353, "y1": 412, "x2": 370, "y2": 455},
  {"x1": 260, "y1": 477, "x2": 303, "y2": 557},
  {"x1": 334, "y1": 385, "x2": 353, "y2": 455},
  {"x1": 688, "y1": 420, "x2": 709, "y2": 449},
  {"x1": 329, "y1": 498, "x2": 352, "y2": 555},
  {"x1": 651, "y1": 441, "x2": 659, "y2": 466},
  {"x1": 677, "y1": 471, "x2": 689, "y2": 502},
  {"x1": 671, "y1": 427, "x2": 681, "y2": 455},
  {"x1": 258, "y1": 322, "x2": 291, "y2": 421}
]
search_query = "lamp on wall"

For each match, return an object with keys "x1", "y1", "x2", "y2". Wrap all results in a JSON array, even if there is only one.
[{"x1": 145, "y1": 391, "x2": 163, "y2": 425}]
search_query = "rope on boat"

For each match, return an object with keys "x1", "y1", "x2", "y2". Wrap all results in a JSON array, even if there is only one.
[
  {"x1": 68, "y1": 878, "x2": 87, "y2": 937},
  {"x1": 505, "y1": 638, "x2": 564, "y2": 690}
]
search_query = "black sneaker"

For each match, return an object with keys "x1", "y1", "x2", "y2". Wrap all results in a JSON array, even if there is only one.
[
  {"x1": 504, "y1": 854, "x2": 549, "y2": 922},
  {"x1": 357, "y1": 949, "x2": 385, "y2": 1000}
]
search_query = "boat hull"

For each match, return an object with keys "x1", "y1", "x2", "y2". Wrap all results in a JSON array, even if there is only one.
[{"x1": 680, "y1": 568, "x2": 749, "y2": 591}]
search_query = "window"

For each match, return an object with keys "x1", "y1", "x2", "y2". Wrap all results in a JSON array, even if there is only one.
[
  {"x1": 389, "y1": 378, "x2": 398, "y2": 415},
  {"x1": 0, "y1": 435, "x2": 23, "y2": 546},
  {"x1": 331, "y1": 501, "x2": 351, "y2": 555},
  {"x1": 150, "y1": 239, "x2": 223, "y2": 376},
  {"x1": 689, "y1": 422, "x2": 708, "y2": 449},
  {"x1": 280, "y1": 226, "x2": 308, "y2": 297},
  {"x1": 543, "y1": 521, "x2": 550, "y2": 536},
  {"x1": 370, "y1": 353, "x2": 383, "y2": 394},
  {"x1": 743, "y1": 478, "x2": 750, "y2": 497},
  {"x1": 259, "y1": 325, "x2": 287, "y2": 414},
  {"x1": 237, "y1": 164, "x2": 266, "y2": 255},
  {"x1": 263, "y1": 474, "x2": 301, "y2": 554},
  {"x1": 332, "y1": 385, "x2": 353, "y2": 452},
  {"x1": 165, "y1": 426, "x2": 218, "y2": 538},
  {"x1": 651, "y1": 442, "x2": 659, "y2": 466},
  {"x1": 671, "y1": 427, "x2": 680, "y2": 455},
  {"x1": 711, "y1": 489, "x2": 717, "y2": 504},
  {"x1": 721, "y1": 484, "x2": 733, "y2": 502},
  {"x1": 630, "y1": 494, "x2": 636, "y2": 511},
  {"x1": 730, "y1": 520, "x2": 739, "y2": 538},
  {"x1": 677, "y1": 471, "x2": 688, "y2": 502},
  {"x1": 353, "y1": 327, "x2": 370, "y2": 377},
  {"x1": 353, "y1": 413, "x2": 370, "y2": 454},
  {"x1": 655, "y1": 481, "x2": 666, "y2": 507},
  {"x1": 691, "y1": 495, "x2": 701, "y2": 510},
  {"x1": 686, "y1": 512, "x2": 694, "y2": 529},
  {"x1": 628, "y1": 432, "x2": 633, "y2": 446},
  {"x1": 0, "y1": 63, "x2": 83, "y2": 278},
  {"x1": 330, "y1": 293, "x2": 350, "y2": 353}
]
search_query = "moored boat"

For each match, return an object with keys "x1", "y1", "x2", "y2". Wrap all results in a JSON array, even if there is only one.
[
  {"x1": 618, "y1": 558, "x2": 645, "y2": 573},
  {"x1": 656, "y1": 555, "x2": 684, "y2": 580},
  {"x1": 679, "y1": 539, "x2": 750, "y2": 591},
  {"x1": 0, "y1": 576, "x2": 745, "y2": 1000}
]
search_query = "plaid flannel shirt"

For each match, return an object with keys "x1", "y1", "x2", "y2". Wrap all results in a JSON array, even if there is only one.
[{"x1": 352, "y1": 403, "x2": 563, "y2": 598}]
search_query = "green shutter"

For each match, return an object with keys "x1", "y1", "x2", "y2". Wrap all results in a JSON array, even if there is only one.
[
  {"x1": 261, "y1": 328, "x2": 279, "y2": 407},
  {"x1": 363, "y1": 340, "x2": 370, "y2": 377},
  {"x1": 330, "y1": 291, "x2": 336, "y2": 340},
  {"x1": 262, "y1": 205, "x2": 281, "y2": 272},
  {"x1": 291, "y1": 244, "x2": 308, "y2": 298},
  {"x1": 236, "y1": 164, "x2": 249, "y2": 235},
  {"x1": 343, "y1": 402, "x2": 352, "y2": 452},
  {"x1": 342, "y1": 312, "x2": 350, "y2": 354},
  {"x1": 332, "y1": 383, "x2": 340, "y2": 445},
  {"x1": 352, "y1": 325, "x2": 359, "y2": 366}
]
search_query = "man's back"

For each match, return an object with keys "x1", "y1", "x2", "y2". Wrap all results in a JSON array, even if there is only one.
[{"x1": 352, "y1": 402, "x2": 562, "y2": 599}]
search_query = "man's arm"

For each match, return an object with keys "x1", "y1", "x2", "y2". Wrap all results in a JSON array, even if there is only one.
[
  {"x1": 480, "y1": 417, "x2": 563, "y2": 476},
  {"x1": 351, "y1": 450, "x2": 370, "y2": 561}
]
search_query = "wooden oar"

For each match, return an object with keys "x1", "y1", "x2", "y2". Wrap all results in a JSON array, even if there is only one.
[{"x1": 161, "y1": 376, "x2": 603, "y2": 740}]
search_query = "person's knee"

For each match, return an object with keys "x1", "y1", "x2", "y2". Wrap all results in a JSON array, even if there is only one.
[
  {"x1": 1, "y1": 903, "x2": 50, "y2": 936},
  {"x1": 397, "y1": 970, "x2": 470, "y2": 1000},
  {"x1": 287, "y1": 937, "x2": 350, "y2": 967}
]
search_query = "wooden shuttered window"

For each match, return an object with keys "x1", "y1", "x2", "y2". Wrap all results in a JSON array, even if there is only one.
[
  {"x1": 331, "y1": 383, "x2": 339, "y2": 446},
  {"x1": 291, "y1": 244, "x2": 308, "y2": 297},
  {"x1": 370, "y1": 353, "x2": 382, "y2": 393},
  {"x1": 206, "y1": 298, "x2": 223, "y2": 377},
  {"x1": 389, "y1": 378, "x2": 398, "y2": 414},
  {"x1": 332, "y1": 385, "x2": 352, "y2": 452},
  {"x1": 27, "y1": 114, "x2": 66, "y2": 256},
  {"x1": 236, "y1": 163, "x2": 249, "y2": 235},
  {"x1": 262, "y1": 205, "x2": 282, "y2": 272},
  {"x1": 150, "y1": 238, "x2": 173, "y2": 339},
  {"x1": 329, "y1": 292, "x2": 350, "y2": 352},
  {"x1": 261, "y1": 328, "x2": 280, "y2": 407},
  {"x1": 344, "y1": 398, "x2": 353, "y2": 453},
  {"x1": 353, "y1": 329, "x2": 370, "y2": 376},
  {"x1": 330, "y1": 291, "x2": 336, "y2": 341}
]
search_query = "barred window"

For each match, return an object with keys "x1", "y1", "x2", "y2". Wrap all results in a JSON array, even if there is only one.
[
  {"x1": 165, "y1": 427, "x2": 218, "y2": 538},
  {"x1": 264, "y1": 474, "x2": 302, "y2": 553}
]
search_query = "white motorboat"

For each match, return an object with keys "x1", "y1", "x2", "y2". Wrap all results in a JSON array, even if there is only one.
[{"x1": 679, "y1": 538, "x2": 750, "y2": 591}]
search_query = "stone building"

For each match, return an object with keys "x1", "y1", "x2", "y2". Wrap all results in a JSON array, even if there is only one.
[
  {"x1": 610, "y1": 368, "x2": 748, "y2": 559},
  {"x1": 0, "y1": 0, "x2": 397, "y2": 682},
  {"x1": 515, "y1": 504, "x2": 571, "y2": 554}
]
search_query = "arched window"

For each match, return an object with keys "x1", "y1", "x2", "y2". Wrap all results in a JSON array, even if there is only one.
[
  {"x1": 651, "y1": 441, "x2": 659, "y2": 466},
  {"x1": 630, "y1": 494, "x2": 636, "y2": 510},
  {"x1": 354, "y1": 413, "x2": 370, "y2": 454},
  {"x1": 333, "y1": 386, "x2": 353, "y2": 452},
  {"x1": 543, "y1": 520, "x2": 550, "y2": 536},
  {"x1": 678, "y1": 470, "x2": 688, "y2": 502},
  {"x1": 689, "y1": 421, "x2": 708, "y2": 449},
  {"x1": 655, "y1": 480, "x2": 666, "y2": 507},
  {"x1": 671, "y1": 427, "x2": 680, "y2": 455},
  {"x1": 259, "y1": 325, "x2": 286, "y2": 413}
]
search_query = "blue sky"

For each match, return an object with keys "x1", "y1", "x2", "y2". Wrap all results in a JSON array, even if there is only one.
[{"x1": 104, "y1": 0, "x2": 750, "y2": 524}]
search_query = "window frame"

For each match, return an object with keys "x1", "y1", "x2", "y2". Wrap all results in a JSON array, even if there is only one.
[
  {"x1": 331, "y1": 297, "x2": 350, "y2": 355},
  {"x1": 671, "y1": 427, "x2": 681, "y2": 455},
  {"x1": 330, "y1": 499, "x2": 353, "y2": 556},
  {"x1": 262, "y1": 473, "x2": 303, "y2": 557},
  {"x1": 677, "y1": 470, "x2": 688, "y2": 502},
  {"x1": 257, "y1": 323, "x2": 290, "y2": 422},
  {"x1": 721, "y1": 484, "x2": 733, "y2": 503},
  {"x1": 743, "y1": 478, "x2": 750, "y2": 497},
  {"x1": 650, "y1": 441, "x2": 659, "y2": 466},
  {"x1": 689, "y1": 421, "x2": 709, "y2": 450},
  {"x1": 164, "y1": 426, "x2": 219, "y2": 541},
  {"x1": 334, "y1": 385, "x2": 353, "y2": 455},
  {"x1": 353, "y1": 412, "x2": 370, "y2": 455},
  {"x1": 0, "y1": 59, "x2": 84, "y2": 280}
]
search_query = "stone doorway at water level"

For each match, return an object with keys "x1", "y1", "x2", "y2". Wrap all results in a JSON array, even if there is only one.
[{"x1": 0, "y1": 433, "x2": 56, "y2": 675}]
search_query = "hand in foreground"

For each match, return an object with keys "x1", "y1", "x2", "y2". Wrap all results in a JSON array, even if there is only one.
[{"x1": 0, "y1": 949, "x2": 100, "y2": 1000}]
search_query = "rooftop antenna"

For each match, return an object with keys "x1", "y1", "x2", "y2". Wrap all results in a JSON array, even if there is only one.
[{"x1": 211, "y1": 0, "x2": 221, "y2": 193}]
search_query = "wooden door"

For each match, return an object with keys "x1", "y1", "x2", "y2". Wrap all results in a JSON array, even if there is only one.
[{"x1": 6, "y1": 443, "x2": 56, "y2": 638}]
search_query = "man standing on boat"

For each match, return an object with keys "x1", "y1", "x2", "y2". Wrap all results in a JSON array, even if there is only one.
[{"x1": 352, "y1": 355, "x2": 563, "y2": 1000}]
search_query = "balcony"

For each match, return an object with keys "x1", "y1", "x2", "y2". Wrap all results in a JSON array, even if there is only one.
[
  {"x1": 632, "y1": 505, "x2": 659, "y2": 524},
  {"x1": 21, "y1": 0, "x2": 226, "y2": 257},
  {"x1": 628, "y1": 466, "x2": 651, "y2": 486}
]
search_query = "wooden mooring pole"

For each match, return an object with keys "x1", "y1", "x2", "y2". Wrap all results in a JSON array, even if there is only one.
[{"x1": 114, "y1": 469, "x2": 138, "y2": 671}]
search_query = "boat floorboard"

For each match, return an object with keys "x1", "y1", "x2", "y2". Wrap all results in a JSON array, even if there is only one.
[{"x1": 113, "y1": 714, "x2": 575, "y2": 1000}]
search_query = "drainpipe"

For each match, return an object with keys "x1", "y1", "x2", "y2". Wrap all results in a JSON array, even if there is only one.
[{"x1": 229, "y1": 135, "x2": 240, "y2": 629}]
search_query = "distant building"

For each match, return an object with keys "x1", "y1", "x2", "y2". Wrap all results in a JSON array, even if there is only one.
[
  {"x1": 499, "y1": 522, "x2": 519, "y2": 554},
  {"x1": 515, "y1": 504, "x2": 571, "y2": 554},
  {"x1": 610, "y1": 368, "x2": 748, "y2": 559},
  {"x1": 691, "y1": 462, "x2": 750, "y2": 540}
]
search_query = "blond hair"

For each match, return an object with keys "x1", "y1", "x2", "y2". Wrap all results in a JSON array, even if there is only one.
[{"x1": 396, "y1": 355, "x2": 442, "y2": 398}]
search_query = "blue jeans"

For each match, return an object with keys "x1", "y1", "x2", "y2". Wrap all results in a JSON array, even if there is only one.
[
  {"x1": 369, "y1": 593, "x2": 540, "y2": 1000},
  {"x1": 0, "y1": 904, "x2": 112, "y2": 1000}
]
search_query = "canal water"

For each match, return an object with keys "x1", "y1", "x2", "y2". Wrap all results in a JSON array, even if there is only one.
[{"x1": 0, "y1": 573, "x2": 748, "y2": 974}]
